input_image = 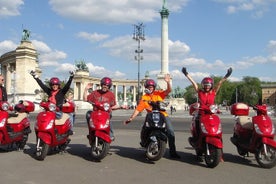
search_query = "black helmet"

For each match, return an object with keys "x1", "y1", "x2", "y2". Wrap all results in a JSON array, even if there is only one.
[{"x1": 14, "y1": 103, "x2": 25, "y2": 113}]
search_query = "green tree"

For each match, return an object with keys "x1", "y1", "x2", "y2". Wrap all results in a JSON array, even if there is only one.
[
  {"x1": 183, "y1": 85, "x2": 198, "y2": 105},
  {"x1": 235, "y1": 76, "x2": 261, "y2": 105},
  {"x1": 213, "y1": 76, "x2": 236, "y2": 106}
]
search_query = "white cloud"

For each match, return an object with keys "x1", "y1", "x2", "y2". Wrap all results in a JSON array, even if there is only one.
[
  {"x1": 32, "y1": 40, "x2": 67, "y2": 67},
  {"x1": 48, "y1": 0, "x2": 189, "y2": 23},
  {"x1": 85, "y1": 62, "x2": 126, "y2": 79},
  {"x1": 0, "y1": 0, "x2": 24, "y2": 18},
  {"x1": 213, "y1": 0, "x2": 275, "y2": 18},
  {"x1": 77, "y1": 32, "x2": 110, "y2": 43},
  {"x1": 0, "y1": 40, "x2": 17, "y2": 55},
  {"x1": 32, "y1": 40, "x2": 51, "y2": 53}
]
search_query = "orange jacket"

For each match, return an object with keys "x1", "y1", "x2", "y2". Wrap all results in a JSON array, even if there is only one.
[{"x1": 136, "y1": 90, "x2": 168, "y2": 117}]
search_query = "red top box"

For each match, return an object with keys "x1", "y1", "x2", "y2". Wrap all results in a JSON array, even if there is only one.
[{"x1": 231, "y1": 103, "x2": 249, "y2": 116}]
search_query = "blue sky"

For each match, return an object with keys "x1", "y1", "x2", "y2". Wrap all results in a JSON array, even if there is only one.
[{"x1": 1, "y1": 0, "x2": 276, "y2": 89}]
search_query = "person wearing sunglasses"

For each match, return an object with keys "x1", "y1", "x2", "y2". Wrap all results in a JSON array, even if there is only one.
[{"x1": 182, "y1": 67, "x2": 232, "y2": 147}]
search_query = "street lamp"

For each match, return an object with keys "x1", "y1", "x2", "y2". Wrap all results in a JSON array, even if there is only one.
[{"x1": 132, "y1": 23, "x2": 145, "y2": 104}]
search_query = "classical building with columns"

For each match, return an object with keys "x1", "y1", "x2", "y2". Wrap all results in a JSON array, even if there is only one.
[
  {"x1": 0, "y1": 38, "x2": 42, "y2": 104},
  {"x1": 73, "y1": 70, "x2": 145, "y2": 109}
]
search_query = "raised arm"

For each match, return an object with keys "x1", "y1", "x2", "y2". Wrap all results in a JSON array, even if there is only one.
[
  {"x1": 182, "y1": 67, "x2": 199, "y2": 92},
  {"x1": 163, "y1": 74, "x2": 172, "y2": 96},
  {"x1": 83, "y1": 83, "x2": 93, "y2": 101},
  {"x1": 215, "y1": 67, "x2": 232, "y2": 92}
]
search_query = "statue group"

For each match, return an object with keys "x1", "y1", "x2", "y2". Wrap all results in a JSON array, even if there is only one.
[{"x1": 22, "y1": 29, "x2": 30, "y2": 41}]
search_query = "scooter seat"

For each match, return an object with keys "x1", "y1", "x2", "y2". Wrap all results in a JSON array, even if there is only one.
[
  {"x1": 237, "y1": 116, "x2": 252, "y2": 129},
  {"x1": 55, "y1": 113, "x2": 70, "y2": 125},
  {"x1": 8, "y1": 113, "x2": 28, "y2": 124}
]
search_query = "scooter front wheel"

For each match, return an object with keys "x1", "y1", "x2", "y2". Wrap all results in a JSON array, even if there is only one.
[
  {"x1": 35, "y1": 139, "x2": 49, "y2": 161},
  {"x1": 91, "y1": 138, "x2": 110, "y2": 161},
  {"x1": 145, "y1": 139, "x2": 166, "y2": 161},
  {"x1": 255, "y1": 144, "x2": 276, "y2": 169},
  {"x1": 204, "y1": 144, "x2": 222, "y2": 168}
]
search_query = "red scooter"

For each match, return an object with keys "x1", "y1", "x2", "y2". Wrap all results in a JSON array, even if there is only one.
[
  {"x1": 230, "y1": 103, "x2": 276, "y2": 168},
  {"x1": 87, "y1": 102, "x2": 111, "y2": 161},
  {"x1": 188, "y1": 102, "x2": 223, "y2": 168},
  {"x1": 34, "y1": 101, "x2": 75, "y2": 161},
  {"x1": 0, "y1": 100, "x2": 34, "y2": 151}
]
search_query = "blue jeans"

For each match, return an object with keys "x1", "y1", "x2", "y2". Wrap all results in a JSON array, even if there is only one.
[
  {"x1": 140, "y1": 116, "x2": 177, "y2": 152},
  {"x1": 165, "y1": 116, "x2": 177, "y2": 152}
]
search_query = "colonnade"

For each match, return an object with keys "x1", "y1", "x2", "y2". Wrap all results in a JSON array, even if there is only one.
[{"x1": 73, "y1": 71, "x2": 146, "y2": 108}]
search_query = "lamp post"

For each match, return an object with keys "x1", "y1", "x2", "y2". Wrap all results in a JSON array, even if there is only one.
[{"x1": 132, "y1": 23, "x2": 145, "y2": 104}]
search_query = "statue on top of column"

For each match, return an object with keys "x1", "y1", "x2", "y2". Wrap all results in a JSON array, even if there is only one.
[{"x1": 22, "y1": 29, "x2": 31, "y2": 41}]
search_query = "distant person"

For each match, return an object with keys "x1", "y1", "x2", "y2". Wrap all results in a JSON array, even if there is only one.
[
  {"x1": 0, "y1": 75, "x2": 7, "y2": 101},
  {"x1": 66, "y1": 92, "x2": 76, "y2": 133},
  {"x1": 170, "y1": 105, "x2": 173, "y2": 115}
]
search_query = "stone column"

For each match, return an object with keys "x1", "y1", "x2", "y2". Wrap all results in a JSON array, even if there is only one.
[{"x1": 157, "y1": 0, "x2": 171, "y2": 90}]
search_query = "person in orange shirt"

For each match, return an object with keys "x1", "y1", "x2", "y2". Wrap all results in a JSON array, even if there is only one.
[{"x1": 124, "y1": 74, "x2": 180, "y2": 159}]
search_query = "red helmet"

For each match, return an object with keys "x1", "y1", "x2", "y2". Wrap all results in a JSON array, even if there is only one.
[
  {"x1": 144, "y1": 79, "x2": 156, "y2": 88},
  {"x1": 50, "y1": 77, "x2": 61, "y2": 86},
  {"x1": 100, "y1": 77, "x2": 112, "y2": 88},
  {"x1": 201, "y1": 77, "x2": 213, "y2": 89}
]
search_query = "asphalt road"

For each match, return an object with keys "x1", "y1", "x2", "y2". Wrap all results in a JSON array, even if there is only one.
[{"x1": 0, "y1": 110, "x2": 275, "y2": 184}]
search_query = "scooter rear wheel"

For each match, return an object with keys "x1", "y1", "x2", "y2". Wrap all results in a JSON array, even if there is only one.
[
  {"x1": 91, "y1": 138, "x2": 110, "y2": 161},
  {"x1": 255, "y1": 145, "x2": 276, "y2": 168}
]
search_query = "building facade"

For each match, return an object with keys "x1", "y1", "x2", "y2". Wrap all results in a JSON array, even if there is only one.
[{"x1": 261, "y1": 84, "x2": 276, "y2": 106}]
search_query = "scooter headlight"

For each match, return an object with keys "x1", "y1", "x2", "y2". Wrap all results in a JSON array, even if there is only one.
[
  {"x1": 217, "y1": 123, "x2": 222, "y2": 134},
  {"x1": 103, "y1": 103, "x2": 110, "y2": 111},
  {"x1": 100, "y1": 119, "x2": 110, "y2": 128},
  {"x1": 89, "y1": 118, "x2": 95, "y2": 128},
  {"x1": 145, "y1": 121, "x2": 150, "y2": 127},
  {"x1": 200, "y1": 122, "x2": 222, "y2": 134},
  {"x1": 0, "y1": 118, "x2": 6, "y2": 127},
  {"x1": 48, "y1": 103, "x2": 56, "y2": 112},
  {"x1": 201, "y1": 123, "x2": 207, "y2": 134},
  {"x1": 46, "y1": 120, "x2": 54, "y2": 129},
  {"x1": 209, "y1": 105, "x2": 218, "y2": 114},
  {"x1": 1, "y1": 102, "x2": 10, "y2": 111},
  {"x1": 254, "y1": 124, "x2": 263, "y2": 135}
]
